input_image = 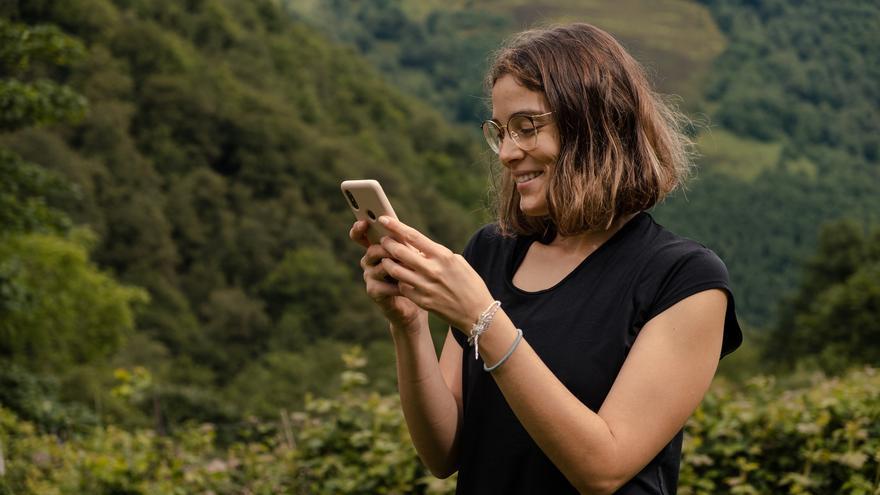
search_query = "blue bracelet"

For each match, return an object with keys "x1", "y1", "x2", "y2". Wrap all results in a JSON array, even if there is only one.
[{"x1": 483, "y1": 328, "x2": 523, "y2": 372}]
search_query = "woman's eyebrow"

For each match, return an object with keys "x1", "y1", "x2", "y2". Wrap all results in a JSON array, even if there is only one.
[{"x1": 492, "y1": 108, "x2": 547, "y2": 120}]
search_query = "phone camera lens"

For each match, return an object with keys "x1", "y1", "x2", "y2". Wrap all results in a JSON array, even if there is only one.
[
  {"x1": 367, "y1": 210, "x2": 376, "y2": 220},
  {"x1": 345, "y1": 190, "x2": 359, "y2": 210}
]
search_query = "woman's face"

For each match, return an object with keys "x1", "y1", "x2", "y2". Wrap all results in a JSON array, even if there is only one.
[{"x1": 491, "y1": 74, "x2": 560, "y2": 217}]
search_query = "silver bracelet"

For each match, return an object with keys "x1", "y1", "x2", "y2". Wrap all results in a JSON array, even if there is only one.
[
  {"x1": 468, "y1": 300, "x2": 501, "y2": 360},
  {"x1": 483, "y1": 328, "x2": 523, "y2": 372}
]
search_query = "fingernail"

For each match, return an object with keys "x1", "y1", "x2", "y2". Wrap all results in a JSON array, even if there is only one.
[
  {"x1": 378, "y1": 216, "x2": 390, "y2": 225},
  {"x1": 380, "y1": 236, "x2": 389, "y2": 244}
]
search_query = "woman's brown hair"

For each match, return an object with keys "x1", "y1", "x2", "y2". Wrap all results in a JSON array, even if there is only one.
[{"x1": 486, "y1": 23, "x2": 693, "y2": 238}]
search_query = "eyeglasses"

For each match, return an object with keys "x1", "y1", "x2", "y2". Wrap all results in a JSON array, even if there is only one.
[{"x1": 480, "y1": 112, "x2": 553, "y2": 154}]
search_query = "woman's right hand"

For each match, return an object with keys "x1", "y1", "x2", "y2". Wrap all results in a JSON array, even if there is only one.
[{"x1": 350, "y1": 220, "x2": 426, "y2": 330}]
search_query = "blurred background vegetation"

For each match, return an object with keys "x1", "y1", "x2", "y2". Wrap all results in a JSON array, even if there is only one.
[{"x1": 0, "y1": 0, "x2": 877, "y2": 493}]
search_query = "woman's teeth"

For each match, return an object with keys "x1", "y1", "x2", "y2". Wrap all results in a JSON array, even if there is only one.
[{"x1": 515, "y1": 171, "x2": 543, "y2": 184}]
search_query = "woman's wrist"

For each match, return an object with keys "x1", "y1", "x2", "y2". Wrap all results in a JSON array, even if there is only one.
[
  {"x1": 458, "y1": 294, "x2": 498, "y2": 334},
  {"x1": 389, "y1": 310, "x2": 429, "y2": 336},
  {"x1": 471, "y1": 309, "x2": 519, "y2": 366}
]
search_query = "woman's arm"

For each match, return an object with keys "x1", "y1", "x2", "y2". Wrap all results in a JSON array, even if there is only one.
[
  {"x1": 391, "y1": 318, "x2": 464, "y2": 478},
  {"x1": 376, "y1": 216, "x2": 726, "y2": 494},
  {"x1": 349, "y1": 219, "x2": 463, "y2": 477}
]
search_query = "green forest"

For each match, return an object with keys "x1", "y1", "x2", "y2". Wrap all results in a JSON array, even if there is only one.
[{"x1": 0, "y1": 0, "x2": 878, "y2": 493}]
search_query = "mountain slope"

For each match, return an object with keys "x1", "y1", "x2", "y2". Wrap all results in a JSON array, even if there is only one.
[{"x1": 2, "y1": 0, "x2": 488, "y2": 419}]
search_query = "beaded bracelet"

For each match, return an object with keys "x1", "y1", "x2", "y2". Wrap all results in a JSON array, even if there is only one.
[
  {"x1": 483, "y1": 328, "x2": 523, "y2": 372},
  {"x1": 468, "y1": 300, "x2": 501, "y2": 360}
]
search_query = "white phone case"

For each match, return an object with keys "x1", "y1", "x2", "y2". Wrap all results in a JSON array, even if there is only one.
[{"x1": 341, "y1": 179, "x2": 398, "y2": 244}]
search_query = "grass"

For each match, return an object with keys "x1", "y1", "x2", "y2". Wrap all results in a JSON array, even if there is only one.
[
  {"x1": 695, "y1": 128, "x2": 785, "y2": 182},
  {"x1": 399, "y1": 0, "x2": 727, "y2": 109}
]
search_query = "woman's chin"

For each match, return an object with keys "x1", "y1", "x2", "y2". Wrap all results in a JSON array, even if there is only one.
[{"x1": 518, "y1": 201, "x2": 549, "y2": 217}]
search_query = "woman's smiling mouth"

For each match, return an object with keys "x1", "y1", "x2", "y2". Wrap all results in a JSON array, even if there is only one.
[{"x1": 515, "y1": 171, "x2": 544, "y2": 184}]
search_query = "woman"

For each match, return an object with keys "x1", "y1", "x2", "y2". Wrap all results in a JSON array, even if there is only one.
[{"x1": 349, "y1": 23, "x2": 741, "y2": 494}]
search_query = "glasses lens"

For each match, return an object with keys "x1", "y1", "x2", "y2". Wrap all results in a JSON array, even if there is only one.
[
  {"x1": 481, "y1": 121, "x2": 502, "y2": 153},
  {"x1": 508, "y1": 116, "x2": 538, "y2": 151}
]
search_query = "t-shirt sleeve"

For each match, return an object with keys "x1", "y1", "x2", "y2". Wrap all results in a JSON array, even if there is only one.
[
  {"x1": 460, "y1": 225, "x2": 485, "y2": 265},
  {"x1": 640, "y1": 246, "x2": 743, "y2": 358}
]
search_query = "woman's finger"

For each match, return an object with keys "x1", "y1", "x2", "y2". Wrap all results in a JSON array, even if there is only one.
[
  {"x1": 378, "y1": 216, "x2": 440, "y2": 257},
  {"x1": 362, "y1": 244, "x2": 392, "y2": 269},
  {"x1": 380, "y1": 235, "x2": 431, "y2": 269},
  {"x1": 350, "y1": 220, "x2": 371, "y2": 248},
  {"x1": 364, "y1": 258, "x2": 390, "y2": 281},
  {"x1": 397, "y1": 281, "x2": 427, "y2": 307},
  {"x1": 365, "y1": 277, "x2": 403, "y2": 299},
  {"x1": 380, "y1": 256, "x2": 421, "y2": 287}
]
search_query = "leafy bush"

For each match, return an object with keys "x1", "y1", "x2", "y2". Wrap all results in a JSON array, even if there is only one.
[
  {"x1": 0, "y1": 364, "x2": 98, "y2": 436},
  {"x1": 1, "y1": 352, "x2": 877, "y2": 494},
  {"x1": 292, "y1": 347, "x2": 455, "y2": 494},
  {"x1": 682, "y1": 368, "x2": 880, "y2": 494},
  {"x1": 0, "y1": 404, "x2": 296, "y2": 494}
]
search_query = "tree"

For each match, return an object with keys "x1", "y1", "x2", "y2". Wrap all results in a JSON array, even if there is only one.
[
  {"x1": 0, "y1": 230, "x2": 148, "y2": 371},
  {"x1": 765, "y1": 219, "x2": 880, "y2": 372},
  {"x1": 260, "y1": 247, "x2": 383, "y2": 343},
  {"x1": 0, "y1": 149, "x2": 72, "y2": 236},
  {"x1": 0, "y1": 20, "x2": 87, "y2": 131}
]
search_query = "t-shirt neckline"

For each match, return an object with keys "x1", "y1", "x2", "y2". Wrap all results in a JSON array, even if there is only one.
[{"x1": 506, "y1": 212, "x2": 649, "y2": 296}]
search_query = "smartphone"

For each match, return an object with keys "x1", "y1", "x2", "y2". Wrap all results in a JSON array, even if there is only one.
[{"x1": 341, "y1": 179, "x2": 399, "y2": 245}]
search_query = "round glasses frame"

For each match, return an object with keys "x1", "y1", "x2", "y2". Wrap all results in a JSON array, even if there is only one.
[{"x1": 480, "y1": 111, "x2": 554, "y2": 154}]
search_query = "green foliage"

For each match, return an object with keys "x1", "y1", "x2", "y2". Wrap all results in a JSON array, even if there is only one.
[
  {"x1": 287, "y1": 0, "x2": 725, "y2": 122},
  {"x1": 0, "y1": 349, "x2": 453, "y2": 494},
  {"x1": 260, "y1": 248, "x2": 381, "y2": 343},
  {"x1": 0, "y1": 19, "x2": 86, "y2": 71},
  {"x1": 0, "y1": 149, "x2": 72, "y2": 236},
  {"x1": 223, "y1": 339, "x2": 400, "y2": 418},
  {"x1": 223, "y1": 341, "x2": 344, "y2": 418},
  {"x1": 694, "y1": 129, "x2": 785, "y2": 182},
  {"x1": 2, "y1": 353, "x2": 878, "y2": 494},
  {"x1": 701, "y1": 0, "x2": 879, "y2": 162},
  {"x1": 681, "y1": 369, "x2": 880, "y2": 494},
  {"x1": 287, "y1": 0, "x2": 507, "y2": 123},
  {"x1": 654, "y1": 0, "x2": 880, "y2": 325},
  {"x1": 1, "y1": 1, "x2": 486, "y2": 426},
  {"x1": 794, "y1": 263, "x2": 880, "y2": 372},
  {"x1": 0, "y1": 406, "x2": 297, "y2": 494},
  {"x1": 765, "y1": 220, "x2": 880, "y2": 373},
  {"x1": 0, "y1": 19, "x2": 86, "y2": 236},
  {"x1": 0, "y1": 230, "x2": 148, "y2": 371},
  {"x1": 293, "y1": 347, "x2": 455, "y2": 494},
  {"x1": 198, "y1": 288, "x2": 271, "y2": 373},
  {"x1": 0, "y1": 79, "x2": 86, "y2": 131},
  {"x1": 0, "y1": 363, "x2": 98, "y2": 435},
  {"x1": 0, "y1": 20, "x2": 87, "y2": 131}
]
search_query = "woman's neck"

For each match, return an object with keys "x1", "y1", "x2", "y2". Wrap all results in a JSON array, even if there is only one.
[{"x1": 548, "y1": 212, "x2": 638, "y2": 255}]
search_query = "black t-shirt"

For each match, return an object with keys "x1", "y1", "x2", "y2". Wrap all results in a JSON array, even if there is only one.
[{"x1": 450, "y1": 212, "x2": 742, "y2": 494}]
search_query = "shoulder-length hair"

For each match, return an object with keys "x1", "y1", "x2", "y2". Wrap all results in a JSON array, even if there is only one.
[{"x1": 486, "y1": 23, "x2": 694, "y2": 238}]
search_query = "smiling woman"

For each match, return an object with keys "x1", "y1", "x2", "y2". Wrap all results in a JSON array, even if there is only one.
[{"x1": 349, "y1": 23, "x2": 741, "y2": 495}]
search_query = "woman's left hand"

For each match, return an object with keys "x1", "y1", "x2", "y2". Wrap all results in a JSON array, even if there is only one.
[{"x1": 377, "y1": 216, "x2": 495, "y2": 332}]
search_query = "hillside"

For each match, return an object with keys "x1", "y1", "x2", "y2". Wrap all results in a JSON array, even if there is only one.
[
  {"x1": 286, "y1": 0, "x2": 724, "y2": 124},
  {"x1": 1, "y1": 0, "x2": 488, "y2": 423},
  {"x1": 654, "y1": 0, "x2": 880, "y2": 325}
]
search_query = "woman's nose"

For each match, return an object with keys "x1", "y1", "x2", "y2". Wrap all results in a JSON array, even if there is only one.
[{"x1": 498, "y1": 134, "x2": 524, "y2": 165}]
